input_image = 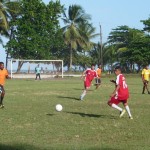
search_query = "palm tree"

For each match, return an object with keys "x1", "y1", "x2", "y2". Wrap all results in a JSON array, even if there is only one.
[
  {"x1": 0, "y1": 0, "x2": 10, "y2": 34},
  {"x1": 62, "y1": 4, "x2": 91, "y2": 71},
  {"x1": 0, "y1": 0, "x2": 20, "y2": 68},
  {"x1": 78, "y1": 22, "x2": 99, "y2": 51},
  {"x1": 90, "y1": 42, "x2": 107, "y2": 66}
]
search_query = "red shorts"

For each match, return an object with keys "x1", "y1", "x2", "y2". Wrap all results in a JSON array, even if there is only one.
[
  {"x1": 84, "y1": 80, "x2": 91, "y2": 89},
  {"x1": 108, "y1": 96, "x2": 128, "y2": 105}
]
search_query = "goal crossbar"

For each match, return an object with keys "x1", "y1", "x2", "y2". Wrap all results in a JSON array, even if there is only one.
[{"x1": 10, "y1": 59, "x2": 64, "y2": 78}]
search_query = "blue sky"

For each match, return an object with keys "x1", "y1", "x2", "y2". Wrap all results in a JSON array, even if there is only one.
[{"x1": 1, "y1": 0, "x2": 150, "y2": 63}]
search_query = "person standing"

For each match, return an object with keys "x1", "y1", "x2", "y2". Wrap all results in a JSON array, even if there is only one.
[
  {"x1": 35, "y1": 64, "x2": 41, "y2": 80},
  {"x1": 95, "y1": 64, "x2": 102, "y2": 89},
  {"x1": 0, "y1": 62, "x2": 11, "y2": 108},
  {"x1": 141, "y1": 65, "x2": 150, "y2": 94},
  {"x1": 108, "y1": 66, "x2": 133, "y2": 119},
  {"x1": 80, "y1": 64, "x2": 98, "y2": 100}
]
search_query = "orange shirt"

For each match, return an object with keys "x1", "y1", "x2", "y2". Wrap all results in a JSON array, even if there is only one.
[
  {"x1": 0, "y1": 69, "x2": 9, "y2": 86},
  {"x1": 96, "y1": 68, "x2": 102, "y2": 78}
]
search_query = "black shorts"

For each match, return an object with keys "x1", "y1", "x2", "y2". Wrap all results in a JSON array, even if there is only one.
[
  {"x1": 143, "y1": 80, "x2": 149, "y2": 85},
  {"x1": 95, "y1": 78, "x2": 101, "y2": 84},
  {"x1": 0, "y1": 85, "x2": 5, "y2": 94}
]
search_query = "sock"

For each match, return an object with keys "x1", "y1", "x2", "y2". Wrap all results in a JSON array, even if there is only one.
[
  {"x1": 125, "y1": 105, "x2": 132, "y2": 117},
  {"x1": 0, "y1": 96, "x2": 3, "y2": 105},
  {"x1": 142, "y1": 86, "x2": 145, "y2": 93},
  {"x1": 112, "y1": 103, "x2": 122, "y2": 112},
  {"x1": 80, "y1": 90, "x2": 86, "y2": 99}
]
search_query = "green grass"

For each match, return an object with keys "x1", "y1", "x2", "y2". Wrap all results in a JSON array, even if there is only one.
[{"x1": 0, "y1": 76, "x2": 150, "y2": 150}]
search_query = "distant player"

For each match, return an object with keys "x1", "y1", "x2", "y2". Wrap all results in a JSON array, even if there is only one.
[
  {"x1": 35, "y1": 64, "x2": 41, "y2": 80},
  {"x1": 141, "y1": 65, "x2": 150, "y2": 94},
  {"x1": 108, "y1": 66, "x2": 133, "y2": 119},
  {"x1": 95, "y1": 64, "x2": 102, "y2": 89},
  {"x1": 80, "y1": 64, "x2": 98, "y2": 100},
  {"x1": 0, "y1": 62, "x2": 11, "y2": 108}
]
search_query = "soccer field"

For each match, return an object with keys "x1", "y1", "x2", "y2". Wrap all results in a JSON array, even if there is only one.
[{"x1": 0, "y1": 76, "x2": 150, "y2": 150}]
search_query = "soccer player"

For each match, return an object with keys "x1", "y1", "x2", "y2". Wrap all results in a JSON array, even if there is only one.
[
  {"x1": 0, "y1": 62, "x2": 11, "y2": 108},
  {"x1": 95, "y1": 64, "x2": 102, "y2": 89},
  {"x1": 108, "y1": 66, "x2": 133, "y2": 119},
  {"x1": 80, "y1": 64, "x2": 98, "y2": 100},
  {"x1": 35, "y1": 64, "x2": 41, "y2": 80},
  {"x1": 141, "y1": 65, "x2": 150, "y2": 94}
]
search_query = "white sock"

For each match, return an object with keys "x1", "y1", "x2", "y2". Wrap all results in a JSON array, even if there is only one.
[
  {"x1": 112, "y1": 104, "x2": 123, "y2": 112},
  {"x1": 81, "y1": 90, "x2": 86, "y2": 98},
  {"x1": 125, "y1": 105, "x2": 132, "y2": 117}
]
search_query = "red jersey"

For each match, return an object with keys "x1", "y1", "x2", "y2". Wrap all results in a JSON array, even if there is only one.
[
  {"x1": 84, "y1": 69, "x2": 97, "y2": 82},
  {"x1": 115, "y1": 74, "x2": 129, "y2": 100}
]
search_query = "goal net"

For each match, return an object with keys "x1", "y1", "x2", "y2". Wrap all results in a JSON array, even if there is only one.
[{"x1": 8, "y1": 59, "x2": 64, "y2": 79}]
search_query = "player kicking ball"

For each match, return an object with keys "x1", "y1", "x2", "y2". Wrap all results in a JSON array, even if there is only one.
[
  {"x1": 108, "y1": 66, "x2": 133, "y2": 119},
  {"x1": 80, "y1": 64, "x2": 98, "y2": 100}
]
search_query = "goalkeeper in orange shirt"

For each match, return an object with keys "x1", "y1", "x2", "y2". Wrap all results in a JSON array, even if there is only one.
[{"x1": 0, "y1": 62, "x2": 11, "y2": 108}]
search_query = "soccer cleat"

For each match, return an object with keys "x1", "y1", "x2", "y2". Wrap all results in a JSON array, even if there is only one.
[
  {"x1": 129, "y1": 116, "x2": 133, "y2": 119},
  {"x1": 120, "y1": 109, "x2": 126, "y2": 118},
  {"x1": 0, "y1": 104, "x2": 4, "y2": 109},
  {"x1": 80, "y1": 95, "x2": 84, "y2": 101}
]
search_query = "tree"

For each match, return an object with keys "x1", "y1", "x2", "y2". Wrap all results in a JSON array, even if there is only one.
[
  {"x1": 141, "y1": 17, "x2": 150, "y2": 33},
  {"x1": 3, "y1": 0, "x2": 20, "y2": 68},
  {"x1": 78, "y1": 22, "x2": 99, "y2": 51},
  {"x1": 0, "y1": 0, "x2": 9, "y2": 34},
  {"x1": 108, "y1": 26, "x2": 150, "y2": 72},
  {"x1": 5, "y1": 0, "x2": 64, "y2": 71},
  {"x1": 62, "y1": 4, "x2": 91, "y2": 71}
]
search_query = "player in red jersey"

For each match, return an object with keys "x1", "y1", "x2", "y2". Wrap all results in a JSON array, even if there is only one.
[
  {"x1": 108, "y1": 66, "x2": 133, "y2": 119},
  {"x1": 80, "y1": 64, "x2": 98, "y2": 100}
]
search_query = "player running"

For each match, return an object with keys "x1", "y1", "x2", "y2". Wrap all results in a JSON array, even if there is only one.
[
  {"x1": 80, "y1": 64, "x2": 98, "y2": 100},
  {"x1": 0, "y1": 62, "x2": 11, "y2": 108},
  {"x1": 108, "y1": 66, "x2": 133, "y2": 119},
  {"x1": 141, "y1": 65, "x2": 150, "y2": 94},
  {"x1": 95, "y1": 64, "x2": 102, "y2": 89}
]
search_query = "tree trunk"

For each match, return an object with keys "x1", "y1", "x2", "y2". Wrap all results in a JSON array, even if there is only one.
[
  {"x1": 16, "y1": 61, "x2": 24, "y2": 73},
  {"x1": 69, "y1": 45, "x2": 73, "y2": 71},
  {"x1": 137, "y1": 64, "x2": 141, "y2": 73},
  {"x1": 5, "y1": 52, "x2": 8, "y2": 69}
]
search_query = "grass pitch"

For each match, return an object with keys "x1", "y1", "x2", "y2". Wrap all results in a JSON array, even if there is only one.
[{"x1": 0, "y1": 75, "x2": 150, "y2": 150}]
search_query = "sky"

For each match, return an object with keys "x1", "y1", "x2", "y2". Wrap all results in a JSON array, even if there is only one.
[{"x1": 1, "y1": 0, "x2": 150, "y2": 64}]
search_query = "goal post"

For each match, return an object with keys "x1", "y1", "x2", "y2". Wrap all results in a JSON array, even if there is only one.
[{"x1": 9, "y1": 59, "x2": 64, "y2": 79}]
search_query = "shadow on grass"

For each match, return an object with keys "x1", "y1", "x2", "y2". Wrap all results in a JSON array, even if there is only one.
[
  {"x1": 86, "y1": 148, "x2": 121, "y2": 150},
  {"x1": 73, "y1": 88, "x2": 83, "y2": 91},
  {"x1": 58, "y1": 96, "x2": 80, "y2": 101},
  {"x1": 46, "y1": 113, "x2": 55, "y2": 116},
  {"x1": 66, "y1": 111, "x2": 117, "y2": 119},
  {"x1": 0, "y1": 143, "x2": 44, "y2": 150}
]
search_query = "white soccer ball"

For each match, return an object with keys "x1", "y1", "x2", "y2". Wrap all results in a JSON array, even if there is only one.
[{"x1": 55, "y1": 104, "x2": 63, "y2": 112}]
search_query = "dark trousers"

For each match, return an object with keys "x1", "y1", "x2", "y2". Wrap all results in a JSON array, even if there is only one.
[
  {"x1": 0, "y1": 85, "x2": 5, "y2": 105},
  {"x1": 35, "y1": 73, "x2": 41, "y2": 80}
]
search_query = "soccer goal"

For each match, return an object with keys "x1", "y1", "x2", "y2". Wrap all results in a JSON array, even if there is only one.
[{"x1": 8, "y1": 59, "x2": 64, "y2": 79}]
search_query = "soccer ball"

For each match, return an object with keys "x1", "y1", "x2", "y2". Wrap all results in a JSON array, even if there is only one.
[{"x1": 55, "y1": 104, "x2": 63, "y2": 112}]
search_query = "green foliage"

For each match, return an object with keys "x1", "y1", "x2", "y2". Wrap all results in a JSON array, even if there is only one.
[
  {"x1": 5, "y1": 0, "x2": 64, "y2": 60},
  {"x1": 0, "y1": 0, "x2": 9, "y2": 33},
  {"x1": 107, "y1": 26, "x2": 150, "y2": 70},
  {"x1": 62, "y1": 4, "x2": 93, "y2": 70},
  {"x1": 141, "y1": 17, "x2": 150, "y2": 32}
]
